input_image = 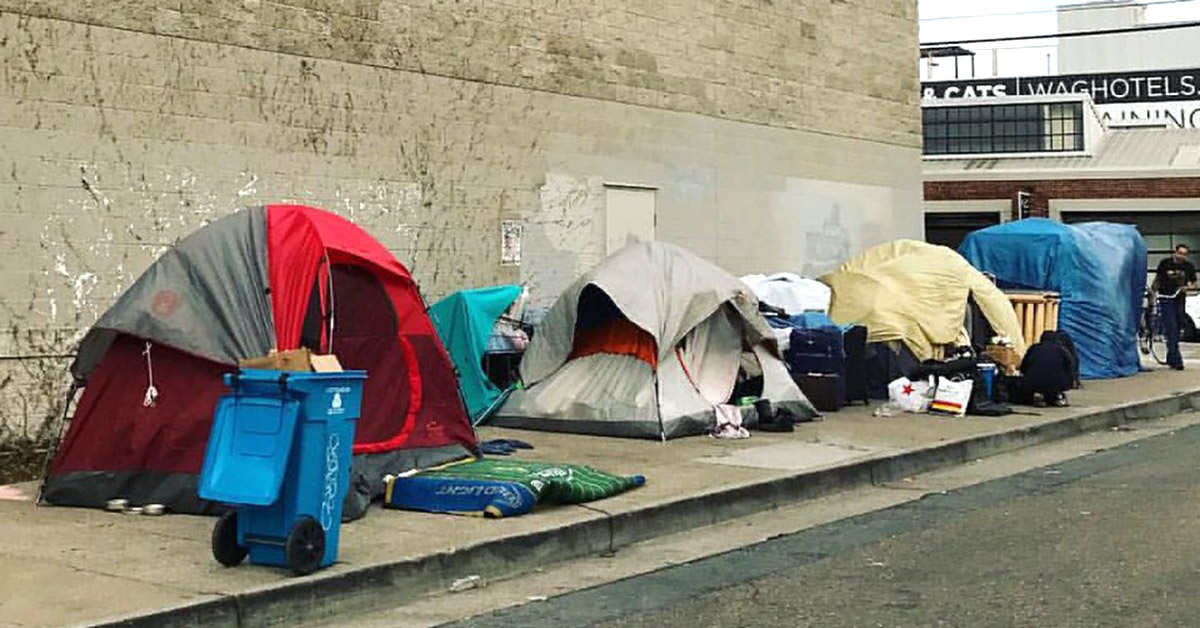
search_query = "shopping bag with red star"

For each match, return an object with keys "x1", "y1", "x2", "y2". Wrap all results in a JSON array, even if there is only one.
[{"x1": 887, "y1": 376, "x2": 934, "y2": 413}]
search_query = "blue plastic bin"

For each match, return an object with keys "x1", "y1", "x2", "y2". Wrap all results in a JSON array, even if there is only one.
[
  {"x1": 978, "y1": 363, "x2": 997, "y2": 401},
  {"x1": 199, "y1": 369, "x2": 366, "y2": 575}
]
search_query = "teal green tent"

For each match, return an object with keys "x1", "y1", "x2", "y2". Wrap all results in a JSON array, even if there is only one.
[{"x1": 429, "y1": 285, "x2": 524, "y2": 424}]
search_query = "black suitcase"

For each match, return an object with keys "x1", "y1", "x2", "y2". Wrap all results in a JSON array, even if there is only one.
[
  {"x1": 795, "y1": 373, "x2": 842, "y2": 412},
  {"x1": 842, "y1": 325, "x2": 869, "y2": 405},
  {"x1": 786, "y1": 327, "x2": 844, "y2": 375}
]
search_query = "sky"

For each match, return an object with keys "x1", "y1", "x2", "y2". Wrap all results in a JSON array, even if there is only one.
[{"x1": 918, "y1": 0, "x2": 1200, "y2": 79}]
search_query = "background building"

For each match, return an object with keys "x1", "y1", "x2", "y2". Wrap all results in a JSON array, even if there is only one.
[
  {"x1": 921, "y1": 1, "x2": 1200, "y2": 128},
  {"x1": 0, "y1": 3, "x2": 922, "y2": 437},
  {"x1": 1058, "y1": 0, "x2": 1200, "y2": 74},
  {"x1": 920, "y1": 1, "x2": 1200, "y2": 256},
  {"x1": 922, "y1": 94, "x2": 1200, "y2": 256}
]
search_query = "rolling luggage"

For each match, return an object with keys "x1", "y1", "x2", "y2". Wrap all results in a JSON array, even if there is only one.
[
  {"x1": 842, "y1": 325, "x2": 869, "y2": 405},
  {"x1": 795, "y1": 373, "x2": 842, "y2": 412},
  {"x1": 787, "y1": 326, "x2": 844, "y2": 412},
  {"x1": 785, "y1": 327, "x2": 844, "y2": 375}
]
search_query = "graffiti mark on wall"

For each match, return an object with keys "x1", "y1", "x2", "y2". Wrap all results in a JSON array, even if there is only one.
[
  {"x1": 522, "y1": 174, "x2": 606, "y2": 308},
  {"x1": 769, "y1": 178, "x2": 899, "y2": 278},
  {"x1": 801, "y1": 204, "x2": 851, "y2": 278}
]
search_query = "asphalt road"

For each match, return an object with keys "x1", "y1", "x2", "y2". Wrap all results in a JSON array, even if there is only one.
[{"x1": 450, "y1": 421, "x2": 1200, "y2": 628}]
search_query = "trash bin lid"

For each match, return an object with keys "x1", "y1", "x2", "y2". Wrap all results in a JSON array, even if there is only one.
[{"x1": 199, "y1": 394, "x2": 301, "y2": 506}]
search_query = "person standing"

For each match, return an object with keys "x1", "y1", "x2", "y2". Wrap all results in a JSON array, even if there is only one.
[{"x1": 1152, "y1": 243, "x2": 1197, "y2": 370}]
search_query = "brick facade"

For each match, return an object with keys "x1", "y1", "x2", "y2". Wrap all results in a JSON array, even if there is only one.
[{"x1": 925, "y1": 178, "x2": 1200, "y2": 217}]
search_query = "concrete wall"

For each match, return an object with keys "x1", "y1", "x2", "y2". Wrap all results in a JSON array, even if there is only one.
[{"x1": 0, "y1": 1, "x2": 920, "y2": 438}]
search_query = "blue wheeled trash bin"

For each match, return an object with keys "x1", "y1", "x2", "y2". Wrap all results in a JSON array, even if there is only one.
[{"x1": 198, "y1": 369, "x2": 367, "y2": 575}]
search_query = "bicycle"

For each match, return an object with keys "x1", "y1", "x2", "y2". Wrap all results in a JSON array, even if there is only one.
[{"x1": 1139, "y1": 288, "x2": 1184, "y2": 366}]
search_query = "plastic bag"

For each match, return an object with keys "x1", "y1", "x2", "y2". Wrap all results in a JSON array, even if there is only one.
[
  {"x1": 887, "y1": 376, "x2": 933, "y2": 413},
  {"x1": 930, "y1": 377, "x2": 973, "y2": 417}
]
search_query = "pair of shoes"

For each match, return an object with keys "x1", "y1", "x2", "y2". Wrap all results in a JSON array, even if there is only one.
[
  {"x1": 759, "y1": 413, "x2": 795, "y2": 432},
  {"x1": 1171, "y1": 364, "x2": 1185, "y2": 371},
  {"x1": 1050, "y1": 396, "x2": 1069, "y2": 408},
  {"x1": 1032, "y1": 398, "x2": 1047, "y2": 408},
  {"x1": 755, "y1": 399, "x2": 796, "y2": 432}
]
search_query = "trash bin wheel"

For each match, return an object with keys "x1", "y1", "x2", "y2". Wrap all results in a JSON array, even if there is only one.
[
  {"x1": 211, "y1": 510, "x2": 247, "y2": 567},
  {"x1": 285, "y1": 516, "x2": 325, "y2": 576}
]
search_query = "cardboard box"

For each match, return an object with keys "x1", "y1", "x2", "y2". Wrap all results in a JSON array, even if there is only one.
[
  {"x1": 309, "y1": 354, "x2": 343, "y2": 372},
  {"x1": 984, "y1": 345, "x2": 1021, "y2": 376},
  {"x1": 238, "y1": 348, "x2": 343, "y2": 372}
]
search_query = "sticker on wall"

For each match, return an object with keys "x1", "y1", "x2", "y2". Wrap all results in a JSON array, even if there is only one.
[{"x1": 501, "y1": 220, "x2": 522, "y2": 266}]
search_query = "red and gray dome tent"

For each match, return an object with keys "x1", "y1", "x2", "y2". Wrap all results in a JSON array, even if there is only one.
[{"x1": 42, "y1": 204, "x2": 476, "y2": 520}]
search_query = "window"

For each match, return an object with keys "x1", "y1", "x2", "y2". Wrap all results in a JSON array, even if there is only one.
[
  {"x1": 1045, "y1": 103, "x2": 1083, "y2": 151},
  {"x1": 923, "y1": 102, "x2": 1084, "y2": 156}
]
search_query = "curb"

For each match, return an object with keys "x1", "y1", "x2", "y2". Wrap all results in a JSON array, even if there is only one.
[{"x1": 91, "y1": 389, "x2": 1200, "y2": 628}]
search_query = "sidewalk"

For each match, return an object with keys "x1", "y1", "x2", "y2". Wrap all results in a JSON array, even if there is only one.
[{"x1": 3, "y1": 363, "x2": 1199, "y2": 628}]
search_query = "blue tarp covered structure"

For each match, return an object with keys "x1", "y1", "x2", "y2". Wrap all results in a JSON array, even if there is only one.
[
  {"x1": 429, "y1": 285, "x2": 523, "y2": 424},
  {"x1": 958, "y1": 219, "x2": 1147, "y2": 379}
]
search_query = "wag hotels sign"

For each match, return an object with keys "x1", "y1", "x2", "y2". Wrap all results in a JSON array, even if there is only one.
[{"x1": 921, "y1": 68, "x2": 1200, "y2": 129}]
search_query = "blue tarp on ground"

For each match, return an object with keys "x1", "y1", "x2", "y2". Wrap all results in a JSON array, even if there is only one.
[
  {"x1": 958, "y1": 219, "x2": 1147, "y2": 380},
  {"x1": 429, "y1": 286, "x2": 523, "y2": 424}
]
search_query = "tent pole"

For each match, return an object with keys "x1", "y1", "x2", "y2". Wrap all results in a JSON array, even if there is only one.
[
  {"x1": 324, "y1": 252, "x2": 335, "y2": 353},
  {"x1": 35, "y1": 382, "x2": 79, "y2": 506},
  {"x1": 653, "y1": 368, "x2": 665, "y2": 442},
  {"x1": 424, "y1": 289, "x2": 478, "y2": 439}
]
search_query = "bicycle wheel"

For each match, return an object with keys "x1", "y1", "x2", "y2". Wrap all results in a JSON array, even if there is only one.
[
  {"x1": 1150, "y1": 335, "x2": 1168, "y2": 365},
  {"x1": 1150, "y1": 318, "x2": 1169, "y2": 366},
  {"x1": 1139, "y1": 306, "x2": 1154, "y2": 356}
]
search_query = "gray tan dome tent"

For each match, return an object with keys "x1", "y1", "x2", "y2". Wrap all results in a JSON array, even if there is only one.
[{"x1": 492, "y1": 241, "x2": 817, "y2": 439}]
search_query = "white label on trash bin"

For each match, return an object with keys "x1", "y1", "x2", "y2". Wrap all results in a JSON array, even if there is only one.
[
  {"x1": 321, "y1": 433, "x2": 340, "y2": 531},
  {"x1": 325, "y1": 386, "x2": 350, "y2": 416}
]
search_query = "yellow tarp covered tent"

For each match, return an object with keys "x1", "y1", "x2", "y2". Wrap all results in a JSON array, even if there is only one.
[{"x1": 820, "y1": 240, "x2": 1026, "y2": 361}]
